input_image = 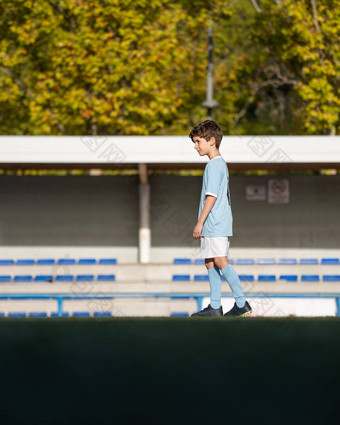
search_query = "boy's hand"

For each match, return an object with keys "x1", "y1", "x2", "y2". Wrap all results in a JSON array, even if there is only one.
[{"x1": 193, "y1": 222, "x2": 203, "y2": 239}]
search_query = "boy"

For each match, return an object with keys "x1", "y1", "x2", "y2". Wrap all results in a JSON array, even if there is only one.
[{"x1": 189, "y1": 120, "x2": 252, "y2": 317}]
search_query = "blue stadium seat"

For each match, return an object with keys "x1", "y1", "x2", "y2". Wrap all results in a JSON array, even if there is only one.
[
  {"x1": 51, "y1": 312, "x2": 70, "y2": 317},
  {"x1": 58, "y1": 259, "x2": 76, "y2": 265},
  {"x1": 172, "y1": 275, "x2": 190, "y2": 281},
  {"x1": 278, "y1": 259, "x2": 297, "y2": 265},
  {"x1": 76, "y1": 274, "x2": 94, "y2": 281},
  {"x1": 97, "y1": 274, "x2": 115, "y2": 281},
  {"x1": 14, "y1": 275, "x2": 33, "y2": 282},
  {"x1": 258, "y1": 275, "x2": 276, "y2": 282},
  {"x1": 239, "y1": 275, "x2": 255, "y2": 282},
  {"x1": 321, "y1": 258, "x2": 339, "y2": 265},
  {"x1": 171, "y1": 312, "x2": 189, "y2": 317},
  {"x1": 193, "y1": 274, "x2": 209, "y2": 281},
  {"x1": 257, "y1": 259, "x2": 276, "y2": 265},
  {"x1": 236, "y1": 259, "x2": 255, "y2": 265},
  {"x1": 56, "y1": 275, "x2": 74, "y2": 282},
  {"x1": 0, "y1": 275, "x2": 11, "y2": 282},
  {"x1": 301, "y1": 275, "x2": 320, "y2": 282},
  {"x1": 279, "y1": 275, "x2": 298, "y2": 282},
  {"x1": 16, "y1": 259, "x2": 35, "y2": 265},
  {"x1": 174, "y1": 258, "x2": 192, "y2": 265},
  {"x1": 34, "y1": 275, "x2": 53, "y2": 282},
  {"x1": 193, "y1": 258, "x2": 205, "y2": 265},
  {"x1": 0, "y1": 312, "x2": 5, "y2": 317},
  {"x1": 94, "y1": 312, "x2": 112, "y2": 317},
  {"x1": 8, "y1": 312, "x2": 26, "y2": 318},
  {"x1": 0, "y1": 260, "x2": 14, "y2": 266},
  {"x1": 300, "y1": 258, "x2": 318, "y2": 265},
  {"x1": 323, "y1": 275, "x2": 340, "y2": 282},
  {"x1": 78, "y1": 258, "x2": 96, "y2": 265},
  {"x1": 37, "y1": 259, "x2": 55, "y2": 265},
  {"x1": 99, "y1": 258, "x2": 117, "y2": 265},
  {"x1": 72, "y1": 312, "x2": 90, "y2": 317},
  {"x1": 28, "y1": 312, "x2": 47, "y2": 318}
]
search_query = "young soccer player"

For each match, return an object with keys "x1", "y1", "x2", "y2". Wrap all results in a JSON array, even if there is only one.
[{"x1": 189, "y1": 120, "x2": 252, "y2": 317}]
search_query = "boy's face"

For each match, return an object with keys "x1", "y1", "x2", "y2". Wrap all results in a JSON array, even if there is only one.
[{"x1": 192, "y1": 136, "x2": 215, "y2": 156}]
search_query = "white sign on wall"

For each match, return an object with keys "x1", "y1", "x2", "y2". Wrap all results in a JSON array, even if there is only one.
[
  {"x1": 268, "y1": 179, "x2": 289, "y2": 204},
  {"x1": 246, "y1": 185, "x2": 266, "y2": 201}
]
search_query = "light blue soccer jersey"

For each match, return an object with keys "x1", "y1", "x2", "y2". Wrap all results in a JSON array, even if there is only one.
[{"x1": 198, "y1": 155, "x2": 233, "y2": 237}]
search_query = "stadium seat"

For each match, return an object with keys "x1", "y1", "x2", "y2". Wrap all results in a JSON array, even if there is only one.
[
  {"x1": 72, "y1": 312, "x2": 90, "y2": 317},
  {"x1": 76, "y1": 274, "x2": 94, "y2": 281},
  {"x1": 0, "y1": 312, "x2": 5, "y2": 317},
  {"x1": 37, "y1": 259, "x2": 55, "y2": 265},
  {"x1": 279, "y1": 275, "x2": 298, "y2": 282},
  {"x1": 278, "y1": 259, "x2": 297, "y2": 265},
  {"x1": 51, "y1": 312, "x2": 70, "y2": 317},
  {"x1": 58, "y1": 259, "x2": 76, "y2": 265},
  {"x1": 94, "y1": 312, "x2": 112, "y2": 317},
  {"x1": 236, "y1": 259, "x2": 255, "y2": 265},
  {"x1": 8, "y1": 312, "x2": 26, "y2": 318},
  {"x1": 193, "y1": 258, "x2": 204, "y2": 265},
  {"x1": 323, "y1": 275, "x2": 340, "y2": 282},
  {"x1": 56, "y1": 275, "x2": 74, "y2": 282},
  {"x1": 99, "y1": 258, "x2": 117, "y2": 265},
  {"x1": 14, "y1": 275, "x2": 33, "y2": 282},
  {"x1": 34, "y1": 275, "x2": 53, "y2": 282},
  {"x1": 257, "y1": 258, "x2": 276, "y2": 265},
  {"x1": 174, "y1": 258, "x2": 192, "y2": 264},
  {"x1": 301, "y1": 275, "x2": 320, "y2": 282},
  {"x1": 28, "y1": 312, "x2": 47, "y2": 317},
  {"x1": 321, "y1": 258, "x2": 339, "y2": 265},
  {"x1": 258, "y1": 275, "x2": 276, "y2": 282},
  {"x1": 239, "y1": 275, "x2": 255, "y2": 282},
  {"x1": 171, "y1": 312, "x2": 189, "y2": 317},
  {"x1": 0, "y1": 275, "x2": 11, "y2": 282},
  {"x1": 97, "y1": 274, "x2": 115, "y2": 281},
  {"x1": 0, "y1": 260, "x2": 14, "y2": 266},
  {"x1": 78, "y1": 258, "x2": 96, "y2": 264},
  {"x1": 300, "y1": 258, "x2": 318, "y2": 265},
  {"x1": 193, "y1": 274, "x2": 209, "y2": 281},
  {"x1": 16, "y1": 259, "x2": 35, "y2": 265},
  {"x1": 172, "y1": 275, "x2": 190, "y2": 281}
]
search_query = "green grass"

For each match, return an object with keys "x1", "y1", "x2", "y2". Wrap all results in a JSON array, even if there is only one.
[{"x1": 0, "y1": 317, "x2": 339, "y2": 424}]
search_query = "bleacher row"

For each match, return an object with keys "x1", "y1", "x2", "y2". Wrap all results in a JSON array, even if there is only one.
[
  {"x1": 172, "y1": 274, "x2": 340, "y2": 282},
  {"x1": 0, "y1": 258, "x2": 117, "y2": 265},
  {"x1": 0, "y1": 311, "x2": 190, "y2": 318},
  {"x1": 173, "y1": 257, "x2": 340, "y2": 283},
  {"x1": 0, "y1": 275, "x2": 115, "y2": 282},
  {"x1": 0, "y1": 311, "x2": 112, "y2": 318},
  {"x1": 174, "y1": 258, "x2": 340, "y2": 265}
]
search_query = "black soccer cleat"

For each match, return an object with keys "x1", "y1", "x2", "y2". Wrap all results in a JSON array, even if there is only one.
[
  {"x1": 223, "y1": 301, "x2": 252, "y2": 317},
  {"x1": 191, "y1": 304, "x2": 223, "y2": 317}
]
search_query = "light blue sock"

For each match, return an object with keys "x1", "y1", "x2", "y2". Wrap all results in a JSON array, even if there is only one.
[
  {"x1": 208, "y1": 266, "x2": 222, "y2": 309},
  {"x1": 221, "y1": 264, "x2": 246, "y2": 308}
]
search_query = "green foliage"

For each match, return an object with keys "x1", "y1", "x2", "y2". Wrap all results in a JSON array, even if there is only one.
[
  {"x1": 214, "y1": 0, "x2": 340, "y2": 135},
  {"x1": 0, "y1": 0, "x2": 223, "y2": 134},
  {"x1": 0, "y1": 0, "x2": 339, "y2": 135}
]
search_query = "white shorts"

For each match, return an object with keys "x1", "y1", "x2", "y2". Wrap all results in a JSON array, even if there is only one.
[{"x1": 200, "y1": 236, "x2": 230, "y2": 259}]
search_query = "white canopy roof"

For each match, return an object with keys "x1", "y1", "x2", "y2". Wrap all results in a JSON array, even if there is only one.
[{"x1": 0, "y1": 135, "x2": 340, "y2": 165}]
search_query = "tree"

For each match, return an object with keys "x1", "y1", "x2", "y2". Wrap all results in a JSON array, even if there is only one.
[
  {"x1": 214, "y1": 0, "x2": 340, "y2": 135},
  {"x1": 0, "y1": 0, "x2": 230, "y2": 135}
]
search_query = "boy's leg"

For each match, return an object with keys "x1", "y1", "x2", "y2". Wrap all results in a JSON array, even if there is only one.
[
  {"x1": 205, "y1": 258, "x2": 222, "y2": 309},
  {"x1": 191, "y1": 258, "x2": 223, "y2": 316},
  {"x1": 214, "y1": 256, "x2": 246, "y2": 308}
]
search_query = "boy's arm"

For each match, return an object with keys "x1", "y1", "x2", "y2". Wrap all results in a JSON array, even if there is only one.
[{"x1": 193, "y1": 195, "x2": 217, "y2": 239}]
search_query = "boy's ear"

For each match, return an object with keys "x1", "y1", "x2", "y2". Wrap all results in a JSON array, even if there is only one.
[{"x1": 209, "y1": 136, "x2": 216, "y2": 146}]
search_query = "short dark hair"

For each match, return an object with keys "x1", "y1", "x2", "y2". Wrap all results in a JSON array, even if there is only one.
[{"x1": 189, "y1": 120, "x2": 223, "y2": 148}]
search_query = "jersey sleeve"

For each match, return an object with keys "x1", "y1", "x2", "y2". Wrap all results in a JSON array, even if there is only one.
[{"x1": 205, "y1": 164, "x2": 222, "y2": 198}]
